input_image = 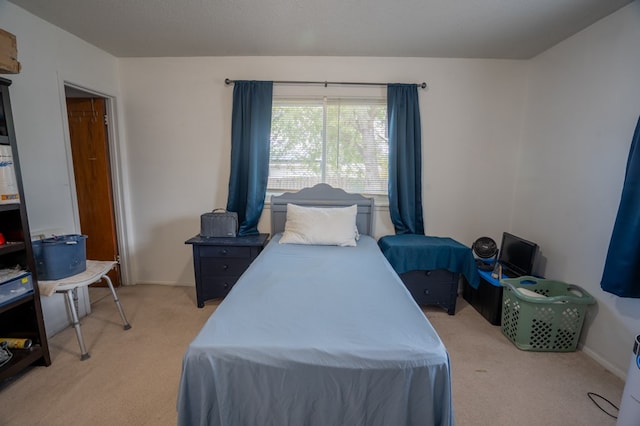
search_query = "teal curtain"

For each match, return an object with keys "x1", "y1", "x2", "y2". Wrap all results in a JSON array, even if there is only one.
[
  {"x1": 226, "y1": 81, "x2": 273, "y2": 236},
  {"x1": 387, "y1": 84, "x2": 424, "y2": 235},
  {"x1": 601, "y1": 115, "x2": 640, "y2": 298}
]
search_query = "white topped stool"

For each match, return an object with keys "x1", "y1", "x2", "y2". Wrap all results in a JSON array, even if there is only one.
[{"x1": 38, "y1": 260, "x2": 131, "y2": 360}]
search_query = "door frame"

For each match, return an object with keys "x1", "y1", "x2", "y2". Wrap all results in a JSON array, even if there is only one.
[{"x1": 57, "y1": 77, "x2": 132, "y2": 286}]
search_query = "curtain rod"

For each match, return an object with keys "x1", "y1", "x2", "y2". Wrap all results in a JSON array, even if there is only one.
[{"x1": 224, "y1": 78, "x2": 427, "y2": 89}]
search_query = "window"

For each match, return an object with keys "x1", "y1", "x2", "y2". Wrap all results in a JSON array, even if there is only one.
[{"x1": 268, "y1": 97, "x2": 388, "y2": 196}]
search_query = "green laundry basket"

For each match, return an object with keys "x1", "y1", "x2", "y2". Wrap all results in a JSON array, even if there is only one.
[{"x1": 500, "y1": 276, "x2": 595, "y2": 352}]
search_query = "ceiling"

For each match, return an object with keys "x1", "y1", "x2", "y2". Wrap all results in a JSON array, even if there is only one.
[{"x1": 9, "y1": 0, "x2": 634, "y2": 59}]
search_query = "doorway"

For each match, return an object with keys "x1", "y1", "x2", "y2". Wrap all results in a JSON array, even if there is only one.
[{"x1": 65, "y1": 90, "x2": 121, "y2": 287}]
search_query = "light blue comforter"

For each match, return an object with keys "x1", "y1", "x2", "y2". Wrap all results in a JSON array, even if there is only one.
[{"x1": 177, "y1": 234, "x2": 454, "y2": 426}]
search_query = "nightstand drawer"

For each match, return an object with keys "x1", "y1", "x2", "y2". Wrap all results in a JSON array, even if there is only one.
[
  {"x1": 401, "y1": 269, "x2": 457, "y2": 285},
  {"x1": 201, "y1": 259, "x2": 252, "y2": 277},
  {"x1": 403, "y1": 278, "x2": 454, "y2": 304},
  {"x1": 198, "y1": 246, "x2": 252, "y2": 259},
  {"x1": 201, "y1": 277, "x2": 239, "y2": 300}
]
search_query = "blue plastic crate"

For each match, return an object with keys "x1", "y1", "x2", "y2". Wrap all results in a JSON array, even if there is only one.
[
  {"x1": 32, "y1": 234, "x2": 87, "y2": 280},
  {"x1": 0, "y1": 272, "x2": 34, "y2": 307}
]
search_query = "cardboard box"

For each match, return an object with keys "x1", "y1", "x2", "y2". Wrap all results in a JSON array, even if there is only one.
[{"x1": 0, "y1": 28, "x2": 21, "y2": 74}]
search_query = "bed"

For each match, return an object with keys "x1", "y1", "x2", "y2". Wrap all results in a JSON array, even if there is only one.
[{"x1": 177, "y1": 184, "x2": 454, "y2": 426}]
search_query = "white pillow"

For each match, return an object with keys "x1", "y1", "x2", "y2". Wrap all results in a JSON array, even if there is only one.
[{"x1": 279, "y1": 203, "x2": 359, "y2": 246}]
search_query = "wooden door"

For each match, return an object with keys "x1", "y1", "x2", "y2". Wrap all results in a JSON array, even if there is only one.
[{"x1": 66, "y1": 97, "x2": 121, "y2": 287}]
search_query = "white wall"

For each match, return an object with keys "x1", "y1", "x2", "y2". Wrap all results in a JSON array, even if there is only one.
[
  {"x1": 0, "y1": 1, "x2": 123, "y2": 335},
  {"x1": 119, "y1": 56, "x2": 528, "y2": 287},
  {"x1": 515, "y1": 2, "x2": 640, "y2": 377},
  {"x1": 8, "y1": 0, "x2": 637, "y2": 380}
]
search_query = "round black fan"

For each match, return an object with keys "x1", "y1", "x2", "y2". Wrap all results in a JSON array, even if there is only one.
[{"x1": 472, "y1": 237, "x2": 498, "y2": 271}]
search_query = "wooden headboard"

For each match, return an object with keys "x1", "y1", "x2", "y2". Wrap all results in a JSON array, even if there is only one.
[{"x1": 270, "y1": 184, "x2": 375, "y2": 236}]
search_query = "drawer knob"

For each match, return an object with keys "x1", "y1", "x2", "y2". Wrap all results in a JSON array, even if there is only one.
[
  {"x1": 223, "y1": 282, "x2": 230, "y2": 289},
  {"x1": 220, "y1": 249, "x2": 228, "y2": 255},
  {"x1": 222, "y1": 264, "x2": 229, "y2": 270},
  {"x1": 424, "y1": 289, "x2": 430, "y2": 295}
]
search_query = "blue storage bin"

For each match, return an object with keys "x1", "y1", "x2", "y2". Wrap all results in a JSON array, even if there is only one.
[
  {"x1": 32, "y1": 234, "x2": 87, "y2": 280},
  {"x1": 0, "y1": 272, "x2": 34, "y2": 307}
]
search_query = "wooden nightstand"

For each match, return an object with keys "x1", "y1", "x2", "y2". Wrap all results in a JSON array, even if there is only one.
[{"x1": 185, "y1": 234, "x2": 269, "y2": 307}]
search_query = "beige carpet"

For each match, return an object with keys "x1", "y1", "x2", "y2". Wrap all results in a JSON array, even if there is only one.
[{"x1": 0, "y1": 284, "x2": 624, "y2": 425}]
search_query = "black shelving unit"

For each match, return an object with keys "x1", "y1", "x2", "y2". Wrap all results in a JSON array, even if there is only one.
[{"x1": 0, "y1": 77, "x2": 51, "y2": 382}]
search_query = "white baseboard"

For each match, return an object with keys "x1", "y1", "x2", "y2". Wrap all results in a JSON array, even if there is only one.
[
  {"x1": 134, "y1": 281, "x2": 194, "y2": 287},
  {"x1": 580, "y1": 344, "x2": 626, "y2": 380}
]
